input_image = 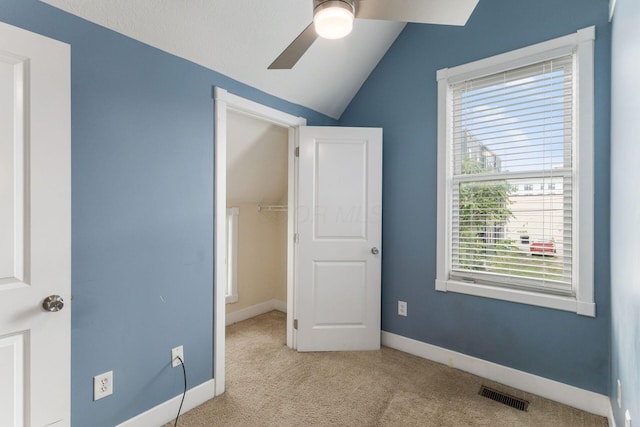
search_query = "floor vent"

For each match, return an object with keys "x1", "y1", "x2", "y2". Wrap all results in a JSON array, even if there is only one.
[{"x1": 479, "y1": 385, "x2": 529, "y2": 411}]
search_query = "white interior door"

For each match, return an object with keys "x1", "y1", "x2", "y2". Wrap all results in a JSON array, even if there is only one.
[
  {"x1": 0, "y1": 22, "x2": 71, "y2": 426},
  {"x1": 296, "y1": 126, "x2": 382, "y2": 351}
]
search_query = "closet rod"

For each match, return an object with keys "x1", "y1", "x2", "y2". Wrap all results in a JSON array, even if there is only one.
[{"x1": 257, "y1": 204, "x2": 288, "y2": 212}]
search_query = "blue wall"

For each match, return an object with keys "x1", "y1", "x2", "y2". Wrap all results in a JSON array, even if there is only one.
[
  {"x1": 0, "y1": 1, "x2": 335, "y2": 426},
  {"x1": 610, "y1": 0, "x2": 640, "y2": 423},
  {"x1": 339, "y1": 0, "x2": 612, "y2": 394}
]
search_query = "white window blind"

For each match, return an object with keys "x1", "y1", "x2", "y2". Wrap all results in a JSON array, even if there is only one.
[{"x1": 449, "y1": 55, "x2": 574, "y2": 294}]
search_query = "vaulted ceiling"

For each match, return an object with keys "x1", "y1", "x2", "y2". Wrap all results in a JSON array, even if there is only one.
[
  {"x1": 40, "y1": 1, "x2": 478, "y2": 119},
  {"x1": 40, "y1": 0, "x2": 406, "y2": 119}
]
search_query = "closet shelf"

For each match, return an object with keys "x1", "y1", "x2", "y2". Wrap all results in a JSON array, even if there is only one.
[{"x1": 257, "y1": 204, "x2": 288, "y2": 212}]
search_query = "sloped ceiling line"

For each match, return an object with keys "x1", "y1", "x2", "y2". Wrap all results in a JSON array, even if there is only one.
[
  {"x1": 226, "y1": 111, "x2": 289, "y2": 204},
  {"x1": 41, "y1": 0, "x2": 405, "y2": 119}
]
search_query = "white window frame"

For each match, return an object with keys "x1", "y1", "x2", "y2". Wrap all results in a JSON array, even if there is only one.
[
  {"x1": 435, "y1": 26, "x2": 595, "y2": 317},
  {"x1": 226, "y1": 207, "x2": 239, "y2": 304}
]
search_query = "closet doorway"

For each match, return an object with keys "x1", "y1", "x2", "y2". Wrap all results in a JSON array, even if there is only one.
[
  {"x1": 225, "y1": 111, "x2": 288, "y2": 323},
  {"x1": 214, "y1": 88, "x2": 306, "y2": 396}
]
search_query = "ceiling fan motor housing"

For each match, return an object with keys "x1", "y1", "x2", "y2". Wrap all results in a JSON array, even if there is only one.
[
  {"x1": 313, "y1": 0, "x2": 356, "y2": 16},
  {"x1": 270, "y1": 0, "x2": 480, "y2": 69},
  {"x1": 313, "y1": 0, "x2": 356, "y2": 40}
]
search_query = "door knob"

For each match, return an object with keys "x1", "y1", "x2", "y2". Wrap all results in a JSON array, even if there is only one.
[
  {"x1": 371, "y1": 247, "x2": 380, "y2": 255},
  {"x1": 42, "y1": 295, "x2": 64, "y2": 312}
]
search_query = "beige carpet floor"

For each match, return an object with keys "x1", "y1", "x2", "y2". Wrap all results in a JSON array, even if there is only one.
[{"x1": 168, "y1": 311, "x2": 607, "y2": 427}]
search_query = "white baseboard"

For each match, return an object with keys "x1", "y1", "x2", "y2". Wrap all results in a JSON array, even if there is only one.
[
  {"x1": 273, "y1": 299, "x2": 287, "y2": 313},
  {"x1": 226, "y1": 299, "x2": 286, "y2": 326},
  {"x1": 381, "y1": 331, "x2": 610, "y2": 417},
  {"x1": 116, "y1": 379, "x2": 215, "y2": 427}
]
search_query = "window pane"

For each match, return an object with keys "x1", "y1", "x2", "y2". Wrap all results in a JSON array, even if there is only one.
[
  {"x1": 451, "y1": 177, "x2": 571, "y2": 291},
  {"x1": 449, "y1": 55, "x2": 574, "y2": 293},
  {"x1": 452, "y1": 56, "x2": 573, "y2": 175}
]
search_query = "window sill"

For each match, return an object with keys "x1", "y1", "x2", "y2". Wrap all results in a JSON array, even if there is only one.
[{"x1": 435, "y1": 279, "x2": 595, "y2": 317}]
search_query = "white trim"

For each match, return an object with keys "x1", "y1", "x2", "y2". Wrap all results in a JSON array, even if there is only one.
[
  {"x1": 116, "y1": 379, "x2": 215, "y2": 427},
  {"x1": 435, "y1": 71, "x2": 450, "y2": 293},
  {"x1": 213, "y1": 88, "x2": 228, "y2": 397},
  {"x1": 435, "y1": 26, "x2": 596, "y2": 316},
  {"x1": 213, "y1": 87, "x2": 306, "y2": 396},
  {"x1": 443, "y1": 279, "x2": 583, "y2": 313},
  {"x1": 609, "y1": 0, "x2": 617, "y2": 22},
  {"x1": 287, "y1": 125, "x2": 300, "y2": 351},
  {"x1": 575, "y1": 26, "x2": 595, "y2": 316},
  {"x1": 381, "y1": 332, "x2": 610, "y2": 417},
  {"x1": 273, "y1": 298, "x2": 287, "y2": 313},
  {"x1": 225, "y1": 299, "x2": 287, "y2": 326},
  {"x1": 608, "y1": 401, "x2": 618, "y2": 427},
  {"x1": 220, "y1": 90, "x2": 307, "y2": 129},
  {"x1": 439, "y1": 27, "x2": 594, "y2": 85}
]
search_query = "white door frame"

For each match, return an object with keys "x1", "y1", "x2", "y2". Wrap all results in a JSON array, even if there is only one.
[{"x1": 213, "y1": 87, "x2": 306, "y2": 395}]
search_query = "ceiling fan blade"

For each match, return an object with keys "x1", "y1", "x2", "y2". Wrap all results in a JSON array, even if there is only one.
[
  {"x1": 268, "y1": 22, "x2": 318, "y2": 69},
  {"x1": 355, "y1": 0, "x2": 479, "y2": 26}
]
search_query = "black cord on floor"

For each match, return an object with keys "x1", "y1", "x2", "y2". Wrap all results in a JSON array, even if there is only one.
[{"x1": 174, "y1": 356, "x2": 187, "y2": 427}]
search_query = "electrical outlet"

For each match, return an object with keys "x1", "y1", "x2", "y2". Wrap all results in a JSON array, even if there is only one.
[
  {"x1": 618, "y1": 379, "x2": 622, "y2": 408},
  {"x1": 94, "y1": 371, "x2": 113, "y2": 400},
  {"x1": 172, "y1": 345, "x2": 184, "y2": 368},
  {"x1": 625, "y1": 410, "x2": 631, "y2": 427},
  {"x1": 398, "y1": 301, "x2": 407, "y2": 317}
]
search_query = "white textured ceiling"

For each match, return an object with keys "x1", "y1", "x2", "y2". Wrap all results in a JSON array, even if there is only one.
[
  {"x1": 226, "y1": 111, "x2": 288, "y2": 205},
  {"x1": 40, "y1": 0, "x2": 406, "y2": 119}
]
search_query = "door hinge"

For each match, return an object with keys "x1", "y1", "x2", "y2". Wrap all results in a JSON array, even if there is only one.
[
  {"x1": 294, "y1": 233, "x2": 299, "y2": 243},
  {"x1": 293, "y1": 319, "x2": 298, "y2": 330},
  {"x1": 295, "y1": 147, "x2": 300, "y2": 157}
]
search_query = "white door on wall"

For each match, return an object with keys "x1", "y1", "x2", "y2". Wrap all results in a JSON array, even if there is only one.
[
  {"x1": 0, "y1": 22, "x2": 71, "y2": 426},
  {"x1": 296, "y1": 126, "x2": 382, "y2": 351}
]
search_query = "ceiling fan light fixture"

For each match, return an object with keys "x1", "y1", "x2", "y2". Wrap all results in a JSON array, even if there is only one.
[{"x1": 313, "y1": 0, "x2": 355, "y2": 40}]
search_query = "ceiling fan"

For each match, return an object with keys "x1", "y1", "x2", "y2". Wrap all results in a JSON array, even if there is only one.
[{"x1": 268, "y1": 0, "x2": 479, "y2": 69}]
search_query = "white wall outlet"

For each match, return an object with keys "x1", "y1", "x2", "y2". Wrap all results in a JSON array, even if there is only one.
[
  {"x1": 171, "y1": 345, "x2": 184, "y2": 368},
  {"x1": 618, "y1": 379, "x2": 622, "y2": 408},
  {"x1": 625, "y1": 410, "x2": 632, "y2": 427},
  {"x1": 94, "y1": 371, "x2": 113, "y2": 400},
  {"x1": 398, "y1": 301, "x2": 407, "y2": 317}
]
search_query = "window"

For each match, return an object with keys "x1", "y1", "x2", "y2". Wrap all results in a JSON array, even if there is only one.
[
  {"x1": 226, "y1": 207, "x2": 239, "y2": 304},
  {"x1": 436, "y1": 27, "x2": 595, "y2": 316}
]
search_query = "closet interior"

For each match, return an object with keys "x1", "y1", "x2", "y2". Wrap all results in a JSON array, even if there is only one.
[{"x1": 225, "y1": 110, "x2": 289, "y2": 324}]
